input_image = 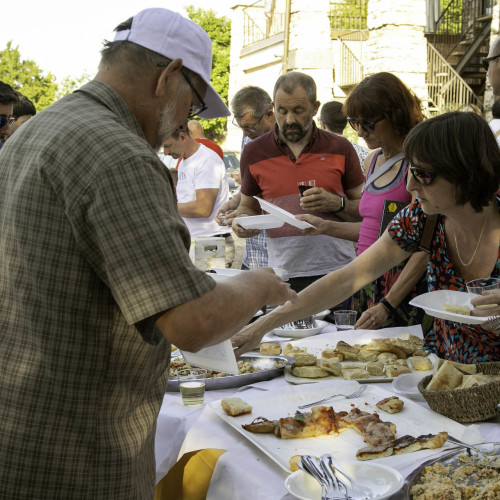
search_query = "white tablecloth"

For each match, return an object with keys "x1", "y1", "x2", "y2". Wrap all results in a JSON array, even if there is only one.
[{"x1": 155, "y1": 325, "x2": 500, "y2": 499}]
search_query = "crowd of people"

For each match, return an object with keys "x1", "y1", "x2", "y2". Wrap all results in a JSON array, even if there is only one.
[{"x1": 0, "y1": 6, "x2": 499, "y2": 499}]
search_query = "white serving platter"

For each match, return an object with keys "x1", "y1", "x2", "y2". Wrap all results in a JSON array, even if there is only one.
[
  {"x1": 255, "y1": 197, "x2": 314, "y2": 230},
  {"x1": 209, "y1": 382, "x2": 484, "y2": 474},
  {"x1": 233, "y1": 214, "x2": 284, "y2": 230},
  {"x1": 391, "y1": 372, "x2": 428, "y2": 401},
  {"x1": 409, "y1": 290, "x2": 498, "y2": 325}
]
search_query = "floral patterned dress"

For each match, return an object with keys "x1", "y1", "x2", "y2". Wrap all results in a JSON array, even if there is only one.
[{"x1": 388, "y1": 199, "x2": 500, "y2": 363}]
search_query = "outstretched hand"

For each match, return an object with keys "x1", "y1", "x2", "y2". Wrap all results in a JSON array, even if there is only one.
[
  {"x1": 295, "y1": 214, "x2": 330, "y2": 236},
  {"x1": 355, "y1": 303, "x2": 389, "y2": 330}
]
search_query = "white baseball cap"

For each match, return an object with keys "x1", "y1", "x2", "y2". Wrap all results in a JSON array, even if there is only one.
[{"x1": 113, "y1": 8, "x2": 230, "y2": 119}]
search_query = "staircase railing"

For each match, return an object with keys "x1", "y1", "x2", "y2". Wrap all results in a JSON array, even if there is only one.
[
  {"x1": 337, "y1": 31, "x2": 368, "y2": 87},
  {"x1": 432, "y1": 0, "x2": 494, "y2": 59},
  {"x1": 426, "y1": 41, "x2": 482, "y2": 113},
  {"x1": 243, "y1": 2, "x2": 285, "y2": 47}
]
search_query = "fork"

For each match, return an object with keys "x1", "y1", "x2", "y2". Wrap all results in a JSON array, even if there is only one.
[
  {"x1": 482, "y1": 314, "x2": 500, "y2": 331},
  {"x1": 298, "y1": 384, "x2": 367, "y2": 409}
]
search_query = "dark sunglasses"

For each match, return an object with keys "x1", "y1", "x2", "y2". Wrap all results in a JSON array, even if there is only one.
[
  {"x1": 157, "y1": 64, "x2": 207, "y2": 118},
  {"x1": 232, "y1": 113, "x2": 264, "y2": 134},
  {"x1": 482, "y1": 54, "x2": 500, "y2": 71},
  {"x1": 347, "y1": 116, "x2": 384, "y2": 133},
  {"x1": 409, "y1": 165, "x2": 439, "y2": 186},
  {"x1": 0, "y1": 117, "x2": 15, "y2": 128}
]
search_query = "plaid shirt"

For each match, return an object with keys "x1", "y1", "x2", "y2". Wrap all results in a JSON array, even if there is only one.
[{"x1": 0, "y1": 81, "x2": 214, "y2": 499}]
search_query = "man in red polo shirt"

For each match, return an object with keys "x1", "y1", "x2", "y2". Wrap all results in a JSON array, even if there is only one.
[{"x1": 233, "y1": 72, "x2": 364, "y2": 292}]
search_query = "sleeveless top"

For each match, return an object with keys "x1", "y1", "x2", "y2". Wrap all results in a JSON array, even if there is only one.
[{"x1": 356, "y1": 150, "x2": 411, "y2": 255}]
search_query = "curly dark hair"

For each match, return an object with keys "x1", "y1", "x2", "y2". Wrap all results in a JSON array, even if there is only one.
[
  {"x1": 344, "y1": 72, "x2": 424, "y2": 138},
  {"x1": 403, "y1": 111, "x2": 500, "y2": 212}
]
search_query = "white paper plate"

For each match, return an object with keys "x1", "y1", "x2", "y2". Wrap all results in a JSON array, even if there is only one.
[
  {"x1": 272, "y1": 320, "x2": 328, "y2": 339},
  {"x1": 285, "y1": 462, "x2": 404, "y2": 500},
  {"x1": 391, "y1": 372, "x2": 427, "y2": 401},
  {"x1": 409, "y1": 290, "x2": 498, "y2": 325},
  {"x1": 314, "y1": 310, "x2": 330, "y2": 320},
  {"x1": 255, "y1": 197, "x2": 314, "y2": 230},
  {"x1": 233, "y1": 214, "x2": 284, "y2": 230}
]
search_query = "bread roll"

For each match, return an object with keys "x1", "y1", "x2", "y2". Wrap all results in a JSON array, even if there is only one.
[
  {"x1": 335, "y1": 340, "x2": 360, "y2": 360},
  {"x1": 366, "y1": 361, "x2": 384, "y2": 376},
  {"x1": 292, "y1": 366, "x2": 329, "y2": 378},
  {"x1": 283, "y1": 343, "x2": 307, "y2": 356},
  {"x1": 377, "y1": 352, "x2": 398, "y2": 364},
  {"x1": 289, "y1": 352, "x2": 317, "y2": 366},
  {"x1": 409, "y1": 356, "x2": 432, "y2": 371},
  {"x1": 259, "y1": 342, "x2": 281, "y2": 355},
  {"x1": 221, "y1": 397, "x2": 252, "y2": 417},
  {"x1": 384, "y1": 364, "x2": 411, "y2": 378}
]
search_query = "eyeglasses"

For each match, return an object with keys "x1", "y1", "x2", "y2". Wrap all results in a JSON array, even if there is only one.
[
  {"x1": 0, "y1": 117, "x2": 15, "y2": 128},
  {"x1": 409, "y1": 165, "x2": 439, "y2": 186},
  {"x1": 157, "y1": 63, "x2": 207, "y2": 118},
  {"x1": 347, "y1": 117, "x2": 384, "y2": 133},
  {"x1": 482, "y1": 54, "x2": 500, "y2": 71},
  {"x1": 232, "y1": 113, "x2": 265, "y2": 134}
]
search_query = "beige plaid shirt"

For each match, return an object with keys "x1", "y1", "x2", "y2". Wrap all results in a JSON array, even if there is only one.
[{"x1": 0, "y1": 81, "x2": 215, "y2": 499}]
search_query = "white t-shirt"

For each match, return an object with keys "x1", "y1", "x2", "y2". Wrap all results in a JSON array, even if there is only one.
[
  {"x1": 176, "y1": 144, "x2": 230, "y2": 238},
  {"x1": 489, "y1": 118, "x2": 500, "y2": 148}
]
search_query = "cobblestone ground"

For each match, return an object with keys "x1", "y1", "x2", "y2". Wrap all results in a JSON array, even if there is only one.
[{"x1": 232, "y1": 232, "x2": 245, "y2": 270}]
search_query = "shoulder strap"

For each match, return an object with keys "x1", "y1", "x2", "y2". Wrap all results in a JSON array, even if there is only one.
[
  {"x1": 362, "y1": 152, "x2": 405, "y2": 193},
  {"x1": 418, "y1": 214, "x2": 438, "y2": 253}
]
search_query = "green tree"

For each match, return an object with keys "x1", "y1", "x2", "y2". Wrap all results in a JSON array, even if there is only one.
[
  {"x1": 0, "y1": 41, "x2": 58, "y2": 111},
  {"x1": 55, "y1": 72, "x2": 91, "y2": 100},
  {"x1": 185, "y1": 6, "x2": 231, "y2": 143}
]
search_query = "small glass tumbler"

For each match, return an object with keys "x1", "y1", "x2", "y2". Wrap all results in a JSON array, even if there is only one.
[
  {"x1": 466, "y1": 277, "x2": 500, "y2": 310},
  {"x1": 334, "y1": 310, "x2": 357, "y2": 331},
  {"x1": 298, "y1": 180, "x2": 316, "y2": 197},
  {"x1": 177, "y1": 369, "x2": 206, "y2": 407}
]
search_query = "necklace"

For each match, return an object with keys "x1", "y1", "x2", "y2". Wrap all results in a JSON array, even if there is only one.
[{"x1": 453, "y1": 208, "x2": 489, "y2": 267}]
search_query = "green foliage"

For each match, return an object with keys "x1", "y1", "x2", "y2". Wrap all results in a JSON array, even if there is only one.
[
  {"x1": 0, "y1": 41, "x2": 58, "y2": 111},
  {"x1": 329, "y1": 0, "x2": 368, "y2": 31},
  {"x1": 186, "y1": 6, "x2": 231, "y2": 143},
  {"x1": 55, "y1": 73, "x2": 91, "y2": 100}
]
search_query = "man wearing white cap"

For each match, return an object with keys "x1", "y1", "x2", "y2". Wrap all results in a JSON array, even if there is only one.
[{"x1": 0, "y1": 8, "x2": 296, "y2": 499}]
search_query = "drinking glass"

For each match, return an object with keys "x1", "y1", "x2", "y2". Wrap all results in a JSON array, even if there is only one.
[
  {"x1": 334, "y1": 310, "x2": 357, "y2": 331},
  {"x1": 177, "y1": 369, "x2": 206, "y2": 406},
  {"x1": 297, "y1": 180, "x2": 316, "y2": 197},
  {"x1": 466, "y1": 278, "x2": 500, "y2": 310}
]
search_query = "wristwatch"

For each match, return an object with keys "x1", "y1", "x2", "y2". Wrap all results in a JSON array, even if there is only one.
[
  {"x1": 379, "y1": 297, "x2": 396, "y2": 314},
  {"x1": 331, "y1": 195, "x2": 346, "y2": 214}
]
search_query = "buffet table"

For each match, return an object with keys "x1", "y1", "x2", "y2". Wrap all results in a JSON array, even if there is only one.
[{"x1": 155, "y1": 325, "x2": 500, "y2": 499}]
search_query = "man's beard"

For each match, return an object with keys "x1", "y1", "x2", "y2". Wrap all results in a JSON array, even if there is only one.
[
  {"x1": 279, "y1": 120, "x2": 311, "y2": 143},
  {"x1": 154, "y1": 100, "x2": 178, "y2": 151}
]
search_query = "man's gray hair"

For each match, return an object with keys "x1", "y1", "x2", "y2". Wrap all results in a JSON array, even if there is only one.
[
  {"x1": 231, "y1": 86, "x2": 272, "y2": 118},
  {"x1": 273, "y1": 71, "x2": 317, "y2": 104}
]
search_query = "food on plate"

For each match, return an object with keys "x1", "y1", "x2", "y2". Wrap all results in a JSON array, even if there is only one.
[
  {"x1": 426, "y1": 361, "x2": 464, "y2": 391},
  {"x1": 365, "y1": 340, "x2": 406, "y2": 359},
  {"x1": 242, "y1": 405, "x2": 447, "y2": 461},
  {"x1": 356, "y1": 432, "x2": 448, "y2": 461},
  {"x1": 260, "y1": 342, "x2": 281, "y2": 355},
  {"x1": 283, "y1": 343, "x2": 307, "y2": 356},
  {"x1": 441, "y1": 303, "x2": 471, "y2": 315},
  {"x1": 376, "y1": 396, "x2": 404, "y2": 413},
  {"x1": 292, "y1": 365, "x2": 329, "y2": 378},
  {"x1": 289, "y1": 455, "x2": 301, "y2": 472},
  {"x1": 366, "y1": 361, "x2": 384, "y2": 376},
  {"x1": 400, "y1": 333, "x2": 425, "y2": 348},
  {"x1": 335, "y1": 340, "x2": 360, "y2": 360},
  {"x1": 289, "y1": 352, "x2": 318, "y2": 366},
  {"x1": 409, "y1": 449, "x2": 500, "y2": 499},
  {"x1": 459, "y1": 373, "x2": 499, "y2": 388},
  {"x1": 169, "y1": 357, "x2": 285, "y2": 378},
  {"x1": 341, "y1": 367, "x2": 370, "y2": 380},
  {"x1": 221, "y1": 397, "x2": 253, "y2": 417},
  {"x1": 395, "y1": 359, "x2": 410, "y2": 368},
  {"x1": 409, "y1": 356, "x2": 433, "y2": 371},
  {"x1": 384, "y1": 364, "x2": 411, "y2": 378},
  {"x1": 321, "y1": 348, "x2": 343, "y2": 360},
  {"x1": 317, "y1": 358, "x2": 342, "y2": 376},
  {"x1": 377, "y1": 352, "x2": 399, "y2": 364}
]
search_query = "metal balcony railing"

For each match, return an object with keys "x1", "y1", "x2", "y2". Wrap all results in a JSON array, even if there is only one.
[
  {"x1": 337, "y1": 30, "x2": 368, "y2": 87},
  {"x1": 426, "y1": 41, "x2": 482, "y2": 114},
  {"x1": 243, "y1": 3, "x2": 285, "y2": 47}
]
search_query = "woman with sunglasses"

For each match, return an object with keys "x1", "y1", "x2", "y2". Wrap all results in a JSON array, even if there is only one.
[
  {"x1": 233, "y1": 111, "x2": 500, "y2": 364},
  {"x1": 298, "y1": 72, "x2": 427, "y2": 330}
]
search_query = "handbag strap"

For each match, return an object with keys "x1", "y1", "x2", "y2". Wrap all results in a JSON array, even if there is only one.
[
  {"x1": 418, "y1": 214, "x2": 438, "y2": 253},
  {"x1": 362, "y1": 152, "x2": 405, "y2": 193}
]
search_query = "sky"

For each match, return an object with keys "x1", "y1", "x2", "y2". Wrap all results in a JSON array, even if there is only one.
[{"x1": 1, "y1": 1, "x2": 233, "y2": 82}]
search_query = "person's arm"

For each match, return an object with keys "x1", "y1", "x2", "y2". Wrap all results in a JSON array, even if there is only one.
[
  {"x1": 215, "y1": 192, "x2": 241, "y2": 225},
  {"x1": 294, "y1": 213, "x2": 362, "y2": 242},
  {"x1": 355, "y1": 251, "x2": 429, "y2": 329},
  {"x1": 231, "y1": 231, "x2": 410, "y2": 354},
  {"x1": 178, "y1": 188, "x2": 219, "y2": 218},
  {"x1": 299, "y1": 183, "x2": 363, "y2": 222},
  {"x1": 155, "y1": 268, "x2": 297, "y2": 352}
]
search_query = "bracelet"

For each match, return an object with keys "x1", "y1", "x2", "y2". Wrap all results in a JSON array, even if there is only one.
[
  {"x1": 379, "y1": 297, "x2": 396, "y2": 315},
  {"x1": 331, "y1": 195, "x2": 346, "y2": 214}
]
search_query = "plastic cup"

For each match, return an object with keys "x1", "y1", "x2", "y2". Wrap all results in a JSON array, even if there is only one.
[
  {"x1": 298, "y1": 180, "x2": 316, "y2": 197},
  {"x1": 177, "y1": 369, "x2": 206, "y2": 406},
  {"x1": 334, "y1": 310, "x2": 357, "y2": 331},
  {"x1": 466, "y1": 277, "x2": 500, "y2": 295}
]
